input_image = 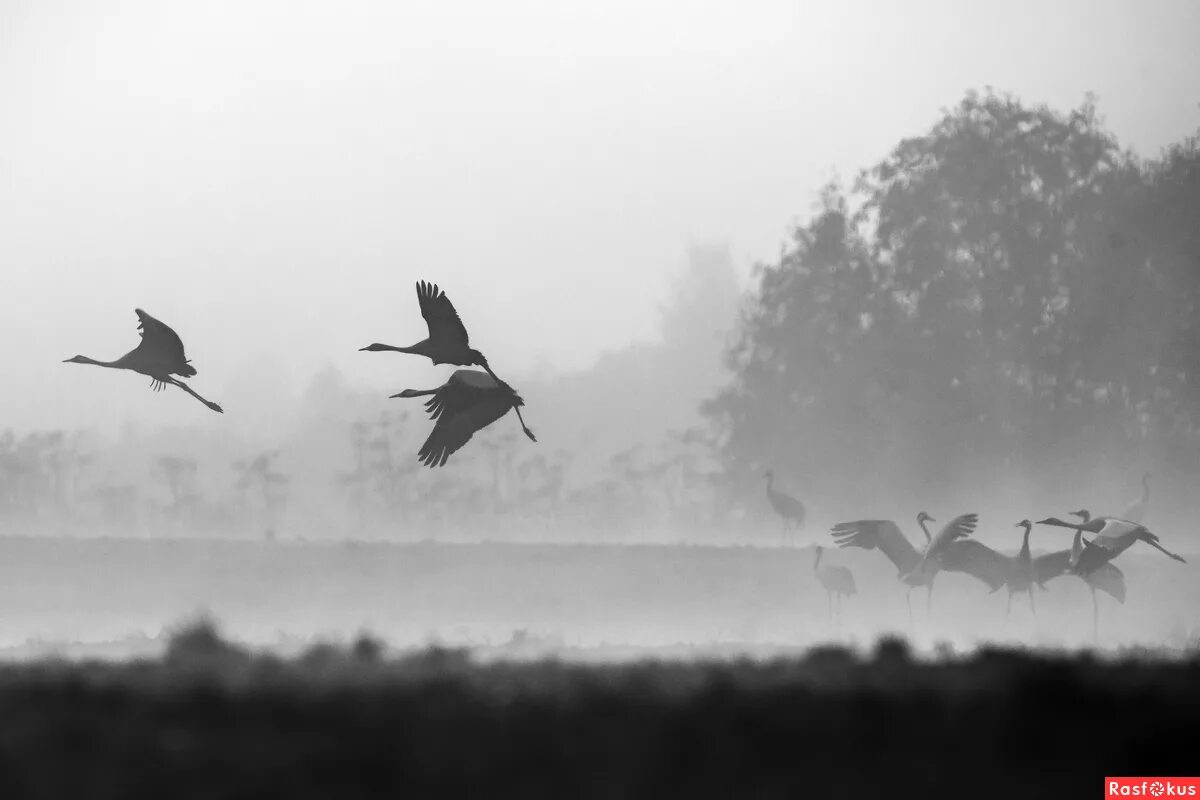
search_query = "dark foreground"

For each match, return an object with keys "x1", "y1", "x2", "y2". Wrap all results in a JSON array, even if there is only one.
[{"x1": 0, "y1": 625, "x2": 1195, "y2": 799}]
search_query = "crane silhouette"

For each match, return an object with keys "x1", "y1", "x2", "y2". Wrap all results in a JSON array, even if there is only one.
[
  {"x1": 63, "y1": 309, "x2": 223, "y2": 413},
  {"x1": 812, "y1": 545, "x2": 856, "y2": 622},
  {"x1": 830, "y1": 512, "x2": 1005, "y2": 626},
  {"x1": 1037, "y1": 509, "x2": 1186, "y2": 570},
  {"x1": 360, "y1": 280, "x2": 510, "y2": 387},
  {"x1": 1032, "y1": 510, "x2": 1129, "y2": 642},
  {"x1": 932, "y1": 520, "x2": 1050, "y2": 621},
  {"x1": 392, "y1": 369, "x2": 536, "y2": 468},
  {"x1": 764, "y1": 470, "x2": 805, "y2": 541}
]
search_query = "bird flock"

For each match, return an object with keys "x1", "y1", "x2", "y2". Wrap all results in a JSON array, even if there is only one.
[
  {"x1": 764, "y1": 469, "x2": 1185, "y2": 640},
  {"x1": 62, "y1": 292, "x2": 1188, "y2": 646},
  {"x1": 64, "y1": 281, "x2": 536, "y2": 468}
]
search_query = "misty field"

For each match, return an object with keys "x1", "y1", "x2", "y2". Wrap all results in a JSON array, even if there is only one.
[
  {"x1": 0, "y1": 535, "x2": 1196, "y2": 658},
  {"x1": 0, "y1": 623, "x2": 1196, "y2": 799}
]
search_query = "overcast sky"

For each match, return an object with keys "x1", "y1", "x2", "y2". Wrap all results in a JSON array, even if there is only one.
[{"x1": 2, "y1": 0, "x2": 1198, "y2": 435}]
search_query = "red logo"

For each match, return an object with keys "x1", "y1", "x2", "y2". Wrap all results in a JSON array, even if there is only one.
[{"x1": 1107, "y1": 778, "x2": 1200, "y2": 798}]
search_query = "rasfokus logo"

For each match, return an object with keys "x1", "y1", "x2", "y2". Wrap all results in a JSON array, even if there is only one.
[{"x1": 1107, "y1": 778, "x2": 1199, "y2": 798}]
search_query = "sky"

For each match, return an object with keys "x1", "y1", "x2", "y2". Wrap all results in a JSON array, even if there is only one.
[{"x1": 2, "y1": 0, "x2": 1198, "y2": 435}]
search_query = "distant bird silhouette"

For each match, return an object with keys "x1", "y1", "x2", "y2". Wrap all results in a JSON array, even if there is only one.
[
  {"x1": 764, "y1": 470, "x2": 805, "y2": 541},
  {"x1": 360, "y1": 280, "x2": 509, "y2": 386},
  {"x1": 392, "y1": 369, "x2": 535, "y2": 467},
  {"x1": 830, "y1": 512, "x2": 1004, "y2": 625},
  {"x1": 813, "y1": 545, "x2": 856, "y2": 622},
  {"x1": 1121, "y1": 472, "x2": 1151, "y2": 524},
  {"x1": 63, "y1": 309, "x2": 223, "y2": 413}
]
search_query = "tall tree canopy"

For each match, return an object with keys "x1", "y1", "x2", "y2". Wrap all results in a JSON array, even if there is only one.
[{"x1": 706, "y1": 89, "x2": 1200, "y2": 512}]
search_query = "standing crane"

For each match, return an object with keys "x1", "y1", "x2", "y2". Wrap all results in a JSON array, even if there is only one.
[
  {"x1": 812, "y1": 545, "x2": 856, "y2": 623},
  {"x1": 1031, "y1": 511, "x2": 1127, "y2": 642},
  {"x1": 360, "y1": 281, "x2": 511, "y2": 388},
  {"x1": 829, "y1": 512, "x2": 1005, "y2": 626},
  {"x1": 392, "y1": 369, "x2": 536, "y2": 468},
  {"x1": 63, "y1": 309, "x2": 223, "y2": 413},
  {"x1": 764, "y1": 470, "x2": 805, "y2": 542},
  {"x1": 1120, "y1": 472, "x2": 1151, "y2": 524}
]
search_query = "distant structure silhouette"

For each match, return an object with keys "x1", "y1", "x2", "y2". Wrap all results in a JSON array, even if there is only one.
[
  {"x1": 764, "y1": 470, "x2": 805, "y2": 540},
  {"x1": 812, "y1": 545, "x2": 856, "y2": 622},
  {"x1": 63, "y1": 309, "x2": 223, "y2": 413},
  {"x1": 360, "y1": 280, "x2": 510, "y2": 387},
  {"x1": 830, "y1": 512, "x2": 1005, "y2": 624},
  {"x1": 1120, "y1": 472, "x2": 1151, "y2": 524},
  {"x1": 393, "y1": 369, "x2": 535, "y2": 467}
]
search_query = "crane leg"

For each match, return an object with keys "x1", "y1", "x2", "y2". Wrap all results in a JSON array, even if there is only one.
[
  {"x1": 926, "y1": 584, "x2": 933, "y2": 618},
  {"x1": 827, "y1": 590, "x2": 832, "y2": 621},
  {"x1": 1091, "y1": 587, "x2": 1099, "y2": 644},
  {"x1": 1004, "y1": 591, "x2": 1012, "y2": 622},
  {"x1": 906, "y1": 589, "x2": 913, "y2": 629},
  {"x1": 510, "y1": 405, "x2": 537, "y2": 442},
  {"x1": 165, "y1": 377, "x2": 224, "y2": 414},
  {"x1": 1029, "y1": 588, "x2": 1036, "y2": 618}
]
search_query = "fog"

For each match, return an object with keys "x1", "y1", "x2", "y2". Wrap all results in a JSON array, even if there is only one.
[{"x1": 2, "y1": 1, "x2": 1200, "y2": 659}]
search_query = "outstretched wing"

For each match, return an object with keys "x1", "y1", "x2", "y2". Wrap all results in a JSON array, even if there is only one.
[
  {"x1": 133, "y1": 308, "x2": 196, "y2": 377},
  {"x1": 1086, "y1": 562, "x2": 1127, "y2": 604},
  {"x1": 830, "y1": 520, "x2": 920, "y2": 575},
  {"x1": 937, "y1": 539, "x2": 1008, "y2": 592},
  {"x1": 415, "y1": 373, "x2": 514, "y2": 467},
  {"x1": 925, "y1": 513, "x2": 979, "y2": 559},
  {"x1": 416, "y1": 281, "x2": 470, "y2": 348},
  {"x1": 1090, "y1": 518, "x2": 1143, "y2": 550},
  {"x1": 1033, "y1": 549, "x2": 1072, "y2": 586}
]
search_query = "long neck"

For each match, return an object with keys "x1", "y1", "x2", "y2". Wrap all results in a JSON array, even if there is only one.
[
  {"x1": 72, "y1": 356, "x2": 120, "y2": 368},
  {"x1": 917, "y1": 518, "x2": 931, "y2": 543},
  {"x1": 366, "y1": 343, "x2": 422, "y2": 354},
  {"x1": 1018, "y1": 526, "x2": 1031, "y2": 560},
  {"x1": 813, "y1": 548, "x2": 823, "y2": 573}
]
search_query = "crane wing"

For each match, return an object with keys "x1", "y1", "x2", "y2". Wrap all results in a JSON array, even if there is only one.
[
  {"x1": 1090, "y1": 518, "x2": 1143, "y2": 550},
  {"x1": 937, "y1": 539, "x2": 1008, "y2": 592},
  {"x1": 415, "y1": 375, "x2": 514, "y2": 467},
  {"x1": 416, "y1": 281, "x2": 471, "y2": 348},
  {"x1": 829, "y1": 520, "x2": 920, "y2": 575},
  {"x1": 133, "y1": 308, "x2": 196, "y2": 377},
  {"x1": 1086, "y1": 562, "x2": 1127, "y2": 604},
  {"x1": 925, "y1": 513, "x2": 980, "y2": 559},
  {"x1": 1033, "y1": 549, "x2": 1072, "y2": 586}
]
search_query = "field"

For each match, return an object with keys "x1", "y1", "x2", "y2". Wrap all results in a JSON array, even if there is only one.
[
  {"x1": 0, "y1": 535, "x2": 1196, "y2": 797},
  {"x1": 0, "y1": 535, "x2": 1196, "y2": 658}
]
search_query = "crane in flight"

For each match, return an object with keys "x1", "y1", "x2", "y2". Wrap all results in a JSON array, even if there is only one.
[
  {"x1": 392, "y1": 369, "x2": 535, "y2": 468},
  {"x1": 1037, "y1": 509, "x2": 1185, "y2": 572},
  {"x1": 830, "y1": 512, "x2": 1004, "y2": 625},
  {"x1": 360, "y1": 280, "x2": 511, "y2": 388},
  {"x1": 63, "y1": 309, "x2": 223, "y2": 414}
]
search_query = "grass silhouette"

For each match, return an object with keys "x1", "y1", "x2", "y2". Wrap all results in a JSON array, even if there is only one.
[{"x1": 0, "y1": 621, "x2": 1194, "y2": 798}]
